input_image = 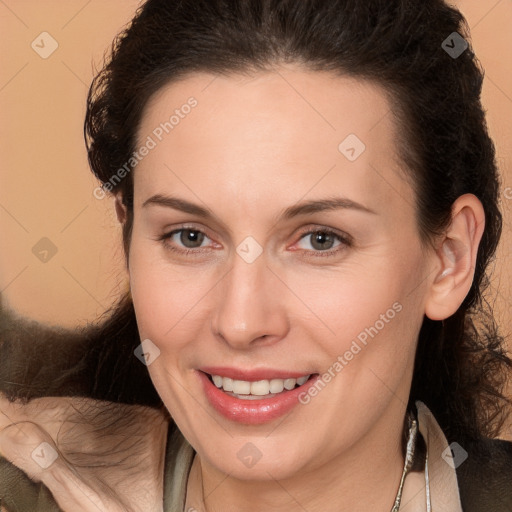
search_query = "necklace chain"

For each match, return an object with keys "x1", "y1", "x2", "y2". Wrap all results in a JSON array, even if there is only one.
[{"x1": 390, "y1": 414, "x2": 418, "y2": 511}]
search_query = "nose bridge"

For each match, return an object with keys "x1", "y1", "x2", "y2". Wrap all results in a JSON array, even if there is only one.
[{"x1": 211, "y1": 249, "x2": 287, "y2": 348}]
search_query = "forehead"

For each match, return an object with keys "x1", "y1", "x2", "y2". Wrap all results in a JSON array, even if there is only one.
[{"x1": 133, "y1": 65, "x2": 413, "y2": 219}]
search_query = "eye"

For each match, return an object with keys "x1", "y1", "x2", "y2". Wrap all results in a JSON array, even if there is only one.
[
  {"x1": 158, "y1": 227, "x2": 214, "y2": 254},
  {"x1": 294, "y1": 228, "x2": 352, "y2": 257},
  {"x1": 158, "y1": 225, "x2": 352, "y2": 258}
]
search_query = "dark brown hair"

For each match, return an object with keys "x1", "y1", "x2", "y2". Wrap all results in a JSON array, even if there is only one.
[{"x1": 2, "y1": 0, "x2": 511, "y2": 446}]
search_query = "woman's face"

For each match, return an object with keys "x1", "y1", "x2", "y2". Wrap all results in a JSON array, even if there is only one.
[{"x1": 127, "y1": 64, "x2": 434, "y2": 481}]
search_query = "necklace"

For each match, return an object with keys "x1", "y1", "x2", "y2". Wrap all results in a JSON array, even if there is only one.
[{"x1": 390, "y1": 414, "x2": 418, "y2": 511}]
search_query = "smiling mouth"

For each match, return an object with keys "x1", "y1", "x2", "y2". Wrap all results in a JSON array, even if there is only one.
[{"x1": 204, "y1": 372, "x2": 317, "y2": 400}]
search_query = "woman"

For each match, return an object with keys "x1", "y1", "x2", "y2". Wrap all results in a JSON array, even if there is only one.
[{"x1": 1, "y1": 0, "x2": 511, "y2": 510}]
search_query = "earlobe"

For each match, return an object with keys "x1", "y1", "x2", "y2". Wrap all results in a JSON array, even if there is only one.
[
  {"x1": 424, "y1": 194, "x2": 485, "y2": 321},
  {"x1": 114, "y1": 194, "x2": 127, "y2": 224}
]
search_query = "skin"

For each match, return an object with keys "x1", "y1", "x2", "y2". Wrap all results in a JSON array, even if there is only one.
[
  {"x1": 0, "y1": 64, "x2": 484, "y2": 512},
  {"x1": 125, "y1": 64, "x2": 484, "y2": 512}
]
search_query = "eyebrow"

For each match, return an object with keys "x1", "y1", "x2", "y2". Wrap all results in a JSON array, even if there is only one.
[{"x1": 142, "y1": 194, "x2": 377, "y2": 219}]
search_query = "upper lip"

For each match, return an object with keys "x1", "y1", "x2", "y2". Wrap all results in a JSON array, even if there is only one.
[{"x1": 199, "y1": 366, "x2": 314, "y2": 381}]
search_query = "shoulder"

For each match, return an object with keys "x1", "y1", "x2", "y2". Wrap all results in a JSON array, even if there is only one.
[{"x1": 456, "y1": 437, "x2": 512, "y2": 512}]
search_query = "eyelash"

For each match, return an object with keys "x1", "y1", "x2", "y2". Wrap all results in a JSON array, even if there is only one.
[{"x1": 157, "y1": 225, "x2": 352, "y2": 258}]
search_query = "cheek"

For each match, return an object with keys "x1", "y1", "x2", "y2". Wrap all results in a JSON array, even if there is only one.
[
  {"x1": 129, "y1": 256, "x2": 208, "y2": 346},
  {"x1": 284, "y1": 253, "x2": 415, "y2": 341},
  {"x1": 312, "y1": 262, "x2": 426, "y2": 410},
  {"x1": 287, "y1": 251, "x2": 426, "y2": 397}
]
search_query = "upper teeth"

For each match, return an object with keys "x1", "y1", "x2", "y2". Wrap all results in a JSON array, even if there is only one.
[{"x1": 211, "y1": 375, "x2": 310, "y2": 395}]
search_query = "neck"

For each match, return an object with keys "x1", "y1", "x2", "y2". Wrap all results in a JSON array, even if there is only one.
[{"x1": 185, "y1": 408, "x2": 407, "y2": 512}]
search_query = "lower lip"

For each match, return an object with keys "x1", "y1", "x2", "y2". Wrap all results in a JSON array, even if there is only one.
[{"x1": 197, "y1": 371, "x2": 320, "y2": 425}]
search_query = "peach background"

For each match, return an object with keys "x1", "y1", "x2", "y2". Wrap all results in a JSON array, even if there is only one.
[{"x1": 0, "y1": 1, "x2": 511, "y2": 436}]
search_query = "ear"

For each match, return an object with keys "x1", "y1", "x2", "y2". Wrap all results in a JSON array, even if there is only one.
[
  {"x1": 114, "y1": 193, "x2": 127, "y2": 224},
  {"x1": 424, "y1": 193, "x2": 485, "y2": 321}
]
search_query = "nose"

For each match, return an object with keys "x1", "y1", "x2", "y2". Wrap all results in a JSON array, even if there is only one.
[{"x1": 210, "y1": 251, "x2": 289, "y2": 350}]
